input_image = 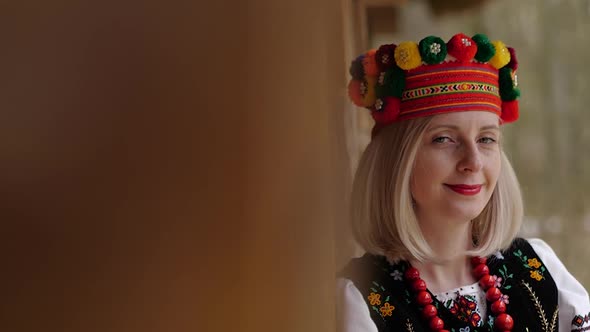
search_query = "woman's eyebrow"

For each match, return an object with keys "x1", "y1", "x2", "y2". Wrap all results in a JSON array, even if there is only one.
[{"x1": 427, "y1": 124, "x2": 500, "y2": 131}]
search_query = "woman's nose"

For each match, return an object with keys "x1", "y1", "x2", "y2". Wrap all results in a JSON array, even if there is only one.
[{"x1": 457, "y1": 143, "x2": 483, "y2": 173}]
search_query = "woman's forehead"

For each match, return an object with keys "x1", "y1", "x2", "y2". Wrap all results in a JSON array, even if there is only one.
[{"x1": 427, "y1": 111, "x2": 500, "y2": 129}]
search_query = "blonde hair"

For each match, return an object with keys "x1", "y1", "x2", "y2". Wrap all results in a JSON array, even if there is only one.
[{"x1": 350, "y1": 116, "x2": 523, "y2": 262}]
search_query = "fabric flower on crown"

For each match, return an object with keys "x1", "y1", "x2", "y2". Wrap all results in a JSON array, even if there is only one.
[
  {"x1": 349, "y1": 55, "x2": 365, "y2": 80},
  {"x1": 371, "y1": 97, "x2": 401, "y2": 124},
  {"x1": 394, "y1": 41, "x2": 422, "y2": 70},
  {"x1": 347, "y1": 76, "x2": 377, "y2": 107},
  {"x1": 375, "y1": 44, "x2": 397, "y2": 71},
  {"x1": 362, "y1": 49, "x2": 379, "y2": 77},
  {"x1": 347, "y1": 79, "x2": 364, "y2": 106},
  {"x1": 447, "y1": 33, "x2": 477, "y2": 62},
  {"x1": 472, "y1": 33, "x2": 496, "y2": 62},
  {"x1": 418, "y1": 36, "x2": 447, "y2": 64},
  {"x1": 489, "y1": 40, "x2": 511, "y2": 69}
]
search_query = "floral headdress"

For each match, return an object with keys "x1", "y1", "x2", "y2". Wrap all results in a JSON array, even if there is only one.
[{"x1": 348, "y1": 33, "x2": 520, "y2": 136}]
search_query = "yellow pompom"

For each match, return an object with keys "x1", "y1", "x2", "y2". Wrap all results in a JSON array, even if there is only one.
[
  {"x1": 488, "y1": 41, "x2": 511, "y2": 69},
  {"x1": 362, "y1": 76, "x2": 377, "y2": 107},
  {"x1": 394, "y1": 42, "x2": 422, "y2": 70}
]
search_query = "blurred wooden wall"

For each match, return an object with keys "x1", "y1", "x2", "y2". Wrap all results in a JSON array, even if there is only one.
[{"x1": 0, "y1": 1, "x2": 348, "y2": 331}]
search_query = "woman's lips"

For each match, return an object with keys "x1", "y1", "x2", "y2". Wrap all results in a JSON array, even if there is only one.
[{"x1": 445, "y1": 184, "x2": 482, "y2": 195}]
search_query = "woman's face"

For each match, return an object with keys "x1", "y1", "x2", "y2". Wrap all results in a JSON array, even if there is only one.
[{"x1": 410, "y1": 111, "x2": 501, "y2": 223}]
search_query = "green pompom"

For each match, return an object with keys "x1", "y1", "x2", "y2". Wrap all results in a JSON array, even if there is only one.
[
  {"x1": 499, "y1": 67, "x2": 519, "y2": 101},
  {"x1": 501, "y1": 88, "x2": 520, "y2": 101},
  {"x1": 418, "y1": 36, "x2": 447, "y2": 64},
  {"x1": 499, "y1": 67, "x2": 514, "y2": 88},
  {"x1": 473, "y1": 33, "x2": 495, "y2": 63},
  {"x1": 376, "y1": 66, "x2": 405, "y2": 98}
]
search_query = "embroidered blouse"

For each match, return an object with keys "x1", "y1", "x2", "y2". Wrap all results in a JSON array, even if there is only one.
[{"x1": 336, "y1": 238, "x2": 590, "y2": 332}]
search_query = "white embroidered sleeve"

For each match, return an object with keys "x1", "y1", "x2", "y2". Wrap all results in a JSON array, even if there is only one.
[
  {"x1": 336, "y1": 278, "x2": 378, "y2": 332},
  {"x1": 529, "y1": 238, "x2": 590, "y2": 332}
]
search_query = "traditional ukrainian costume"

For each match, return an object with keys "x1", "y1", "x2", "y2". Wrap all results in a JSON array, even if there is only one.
[{"x1": 337, "y1": 238, "x2": 590, "y2": 332}]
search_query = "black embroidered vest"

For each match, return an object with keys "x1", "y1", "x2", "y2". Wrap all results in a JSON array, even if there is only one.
[{"x1": 339, "y1": 238, "x2": 558, "y2": 332}]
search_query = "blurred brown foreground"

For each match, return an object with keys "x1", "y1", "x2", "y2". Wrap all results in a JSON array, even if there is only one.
[{"x1": 0, "y1": 1, "x2": 348, "y2": 331}]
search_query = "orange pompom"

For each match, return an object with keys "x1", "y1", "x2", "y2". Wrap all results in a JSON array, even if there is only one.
[
  {"x1": 347, "y1": 79, "x2": 364, "y2": 107},
  {"x1": 501, "y1": 100, "x2": 519, "y2": 123},
  {"x1": 362, "y1": 49, "x2": 379, "y2": 77}
]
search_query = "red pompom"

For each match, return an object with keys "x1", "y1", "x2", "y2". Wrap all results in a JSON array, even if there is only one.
[
  {"x1": 372, "y1": 97, "x2": 401, "y2": 124},
  {"x1": 486, "y1": 287, "x2": 502, "y2": 302},
  {"x1": 473, "y1": 264, "x2": 490, "y2": 278},
  {"x1": 447, "y1": 33, "x2": 477, "y2": 62},
  {"x1": 375, "y1": 44, "x2": 397, "y2": 72},
  {"x1": 507, "y1": 47, "x2": 518, "y2": 70},
  {"x1": 501, "y1": 100, "x2": 519, "y2": 123}
]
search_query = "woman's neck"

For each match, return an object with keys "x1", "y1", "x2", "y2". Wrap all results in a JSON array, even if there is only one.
[{"x1": 409, "y1": 217, "x2": 476, "y2": 294}]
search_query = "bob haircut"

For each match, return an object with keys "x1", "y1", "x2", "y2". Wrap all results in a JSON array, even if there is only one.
[{"x1": 350, "y1": 115, "x2": 523, "y2": 263}]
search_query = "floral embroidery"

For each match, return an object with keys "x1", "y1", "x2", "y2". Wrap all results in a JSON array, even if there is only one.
[
  {"x1": 487, "y1": 316, "x2": 495, "y2": 330},
  {"x1": 368, "y1": 281, "x2": 393, "y2": 318},
  {"x1": 492, "y1": 275, "x2": 503, "y2": 288},
  {"x1": 530, "y1": 270, "x2": 544, "y2": 281},
  {"x1": 497, "y1": 264, "x2": 514, "y2": 290},
  {"x1": 380, "y1": 302, "x2": 395, "y2": 316},
  {"x1": 390, "y1": 269, "x2": 403, "y2": 281},
  {"x1": 368, "y1": 292, "x2": 381, "y2": 305},
  {"x1": 572, "y1": 311, "x2": 590, "y2": 327},
  {"x1": 444, "y1": 294, "x2": 482, "y2": 327},
  {"x1": 513, "y1": 249, "x2": 546, "y2": 282},
  {"x1": 521, "y1": 280, "x2": 558, "y2": 332},
  {"x1": 500, "y1": 294, "x2": 510, "y2": 304},
  {"x1": 493, "y1": 251, "x2": 505, "y2": 260},
  {"x1": 528, "y1": 258, "x2": 542, "y2": 269}
]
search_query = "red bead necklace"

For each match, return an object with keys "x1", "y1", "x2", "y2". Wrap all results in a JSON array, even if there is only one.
[{"x1": 404, "y1": 257, "x2": 514, "y2": 332}]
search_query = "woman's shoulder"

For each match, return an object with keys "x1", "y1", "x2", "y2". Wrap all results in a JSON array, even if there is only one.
[{"x1": 516, "y1": 237, "x2": 590, "y2": 331}]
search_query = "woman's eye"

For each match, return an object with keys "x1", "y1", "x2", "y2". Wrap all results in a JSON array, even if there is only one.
[
  {"x1": 478, "y1": 137, "x2": 497, "y2": 144},
  {"x1": 433, "y1": 136, "x2": 451, "y2": 144}
]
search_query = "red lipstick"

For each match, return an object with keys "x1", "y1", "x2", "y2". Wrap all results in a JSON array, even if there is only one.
[{"x1": 445, "y1": 184, "x2": 482, "y2": 195}]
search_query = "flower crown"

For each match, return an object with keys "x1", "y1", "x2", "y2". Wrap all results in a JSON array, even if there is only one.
[{"x1": 348, "y1": 33, "x2": 520, "y2": 135}]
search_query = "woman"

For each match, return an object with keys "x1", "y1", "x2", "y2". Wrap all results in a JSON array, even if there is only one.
[{"x1": 338, "y1": 33, "x2": 590, "y2": 332}]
